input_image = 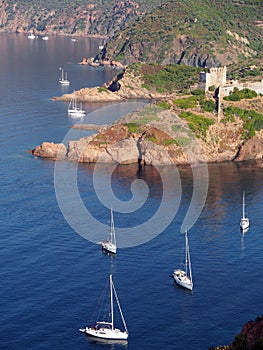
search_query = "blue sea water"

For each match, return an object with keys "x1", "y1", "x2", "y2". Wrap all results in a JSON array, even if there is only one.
[{"x1": 0, "y1": 33, "x2": 263, "y2": 350}]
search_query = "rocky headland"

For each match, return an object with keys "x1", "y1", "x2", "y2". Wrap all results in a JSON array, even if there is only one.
[
  {"x1": 31, "y1": 103, "x2": 263, "y2": 165},
  {"x1": 52, "y1": 70, "x2": 173, "y2": 103},
  {"x1": 34, "y1": 69, "x2": 263, "y2": 166}
]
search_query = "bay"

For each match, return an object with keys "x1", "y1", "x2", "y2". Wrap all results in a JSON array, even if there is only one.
[{"x1": 0, "y1": 33, "x2": 262, "y2": 350}]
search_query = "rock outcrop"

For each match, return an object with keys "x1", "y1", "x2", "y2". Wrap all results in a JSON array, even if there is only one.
[
  {"x1": 234, "y1": 129, "x2": 263, "y2": 162},
  {"x1": 31, "y1": 115, "x2": 263, "y2": 165},
  {"x1": 52, "y1": 70, "x2": 169, "y2": 103},
  {"x1": 31, "y1": 142, "x2": 67, "y2": 159},
  {"x1": 239, "y1": 315, "x2": 263, "y2": 349}
]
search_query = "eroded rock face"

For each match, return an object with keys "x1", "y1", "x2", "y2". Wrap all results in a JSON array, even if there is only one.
[
  {"x1": 31, "y1": 142, "x2": 67, "y2": 159},
  {"x1": 234, "y1": 129, "x2": 263, "y2": 162},
  {"x1": 240, "y1": 315, "x2": 263, "y2": 348}
]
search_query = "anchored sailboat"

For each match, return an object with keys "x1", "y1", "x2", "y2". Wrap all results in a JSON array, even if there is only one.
[
  {"x1": 101, "y1": 208, "x2": 117, "y2": 254},
  {"x1": 59, "y1": 67, "x2": 70, "y2": 85},
  {"x1": 79, "y1": 275, "x2": 128, "y2": 340},
  {"x1": 173, "y1": 230, "x2": 193, "y2": 291},
  {"x1": 240, "y1": 191, "x2": 249, "y2": 231},
  {"x1": 67, "y1": 97, "x2": 85, "y2": 118}
]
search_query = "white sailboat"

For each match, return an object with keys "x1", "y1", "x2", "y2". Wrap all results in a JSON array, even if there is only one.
[
  {"x1": 28, "y1": 32, "x2": 36, "y2": 39},
  {"x1": 240, "y1": 191, "x2": 249, "y2": 231},
  {"x1": 173, "y1": 230, "x2": 193, "y2": 291},
  {"x1": 67, "y1": 97, "x2": 85, "y2": 118},
  {"x1": 79, "y1": 274, "x2": 128, "y2": 340},
  {"x1": 59, "y1": 67, "x2": 70, "y2": 85},
  {"x1": 101, "y1": 208, "x2": 117, "y2": 254}
]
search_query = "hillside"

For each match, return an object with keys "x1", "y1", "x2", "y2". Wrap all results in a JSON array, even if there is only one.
[
  {"x1": 0, "y1": 0, "x2": 163, "y2": 37},
  {"x1": 104, "y1": 0, "x2": 263, "y2": 68}
]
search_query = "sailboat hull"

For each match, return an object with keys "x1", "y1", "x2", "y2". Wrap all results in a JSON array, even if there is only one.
[
  {"x1": 101, "y1": 241, "x2": 117, "y2": 254},
  {"x1": 79, "y1": 327, "x2": 128, "y2": 340},
  {"x1": 240, "y1": 218, "x2": 249, "y2": 230},
  {"x1": 173, "y1": 269, "x2": 193, "y2": 291}
]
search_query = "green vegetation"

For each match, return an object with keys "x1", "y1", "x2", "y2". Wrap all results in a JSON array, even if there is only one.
[
  {"x1": 223, "y1": 88, "x2": 258, "y2": 101},
  {"x1": 223, "y1": 106, "x2": 263, "y2": 138},
  {"x1": 173, "y1": 94, "x2": 216, "y2": 112},
  {"x1": 200, "y1": 99, "x2": 216, "y2": 112},
  {"x1": 139, "y1": 64, "x2": 202, "y2": 93},
  {"x1": 173, "y1": 96, "x2": 198, "y2": 109},
  {"x1": 179, "y1": 111, "x2": 215, "y2": 138},
  {"x1": 156, "y1": 101, "x2": 172, "y2": 109},
  {"x1": 97, "y1": 87, "x2": 109, "y2": 93},
  {"x1": 108, "y1": 0, "x2": 263, "y2": 68},
  {"x1": 2, "y1": 0, "x2": 163, "y2": 37},
  {"x1": 191, "y1": 89, "x2": 205, "y2": 96},
  {"x1": 125, "y1": 122, "x2": 139, "y2": 133}
]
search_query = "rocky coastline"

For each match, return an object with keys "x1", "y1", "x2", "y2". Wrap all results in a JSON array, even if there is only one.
[
  {"x1": 31, "y1": 107, "x2": 263, "y2": 166},
  {"x1": 34, "y1": 70, "x2": 263, "y2": 166}
]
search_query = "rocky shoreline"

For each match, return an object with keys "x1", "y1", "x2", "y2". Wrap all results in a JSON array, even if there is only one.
[
  {"x1": 210, "y1": 315, "x2": 263, "y2": 350},
  {"x1": 34, "y1": 70, "x2": 263, "y2": 165},
  {"x1": 31, "y1": 104, "x2": 263, "y2": 165},
  {"x1": 52, "y1": 70, "x2": 172, "y2": 103}
]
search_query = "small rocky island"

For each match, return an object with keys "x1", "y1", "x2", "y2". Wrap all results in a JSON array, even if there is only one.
[{"x1": 32, "y1": 66, "x2": 263, "y2": 165}]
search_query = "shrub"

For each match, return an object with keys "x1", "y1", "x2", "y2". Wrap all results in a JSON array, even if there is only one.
[
  {"x1": 223, "y1": 87, "x2": 257, "y2": 101},
  {"x1": 97, "y1": 87, "x2": 109, "y2": 93},
  {"x1": 191, "y1": 89, "x2": 205, "y2": 96},
  {"x1": 179, "y1": 111, "x2": 215, "y2": 138},
  {"x1": 223, "y1": 106, "x2": 263, "y2": 139},
  {"x1": 125, "y1": 123, "x2": 139, "y2": 133},
  {"x1": 156, "y1": 101, "x2": 172, "y2": 109},
  {"x1": 200, "y1": 99, "x2": 216, "y2": 112},
  {"x1": 173, "y1": 96, "x2": 198, "y2": 109}
]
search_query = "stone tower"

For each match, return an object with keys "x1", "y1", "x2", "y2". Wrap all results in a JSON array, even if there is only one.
[{"x1": 200, "y1": 66, "x2": 227, "y2": 92}]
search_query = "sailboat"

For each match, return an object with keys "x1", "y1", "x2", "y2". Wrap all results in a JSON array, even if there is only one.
[
  {"x1": 28, "y1": 32, "x2": 36, "y2": 39},
  {"x1": 173, "y1": 230, "x2": 193, "y2": 291},
  {"x1": 101, "y1": 208, "x2": 117, "y2": 254},
  {"x1": 79, "y1": 274, "x2": 128, "y2": 340},
  {"x1": 67, "y1": 97, "x2": 85, "y2": 118},
  {"x1": 59, "y1": 67, "x2": 70, "y2": 85},
  {"x1": 240, "y1": 191, "x2": 249, "y2": 231}
]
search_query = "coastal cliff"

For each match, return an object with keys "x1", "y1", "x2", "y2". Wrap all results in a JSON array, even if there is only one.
[{"x1": 31, "y1": 102, "x2": 263, "y2": 165}]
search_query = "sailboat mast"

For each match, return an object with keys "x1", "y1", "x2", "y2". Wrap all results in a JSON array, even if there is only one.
[
  {"x1": 112, "y1": 280, "x2": 128, "y2": 334},
  {"x1": 185, "y1": 231, "x2": 188, "y2": 277},
  {"x1": 110, "y1": 274, "x2": 114, "y2": 330},
  {"x1": 187, "y1": 232, "x2": 192, "y2": 282},
  {"x1": 111, "y1": 208, "x2": 116, "y2": 246},
  {"x1": 242, "y1": 192, "x2": 245, "y2": 218}
]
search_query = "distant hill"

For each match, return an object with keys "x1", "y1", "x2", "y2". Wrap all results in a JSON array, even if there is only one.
[
  {"x1": 0, "y1": 0, "x2": 163, "y2": 37},
  {"x1": 0, "y1": 0, "x2": 262, "y2": 70},
  {"x1": 104, "y1": 0, "x2": 263, "y2": 68}
]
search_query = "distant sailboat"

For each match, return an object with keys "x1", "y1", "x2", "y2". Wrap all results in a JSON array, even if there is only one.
[
  {"x1": 240, "y1": 191, "x2": 249, "y2": 231},
  {"x1": 173, "y1": 230, "x2": 193, "y2": 291},
  {"x1": 79, "y1": 274, "x2": 128, "y2": 340},
  {"x1": 67, "y1": 97, "x2": 85, "y2": 118},
  {"x1": 28, "y1": 32, "x2": 36, "y2": 39},
  {"x1": 101, "y1": 208, "x2": 117, "y2": 254},
  {"x1": 42, "y1": 36, "x2": 49, "y2": 40},
  {"x1": 59, "y1": 67, "x2": 70, "y2": 85}
]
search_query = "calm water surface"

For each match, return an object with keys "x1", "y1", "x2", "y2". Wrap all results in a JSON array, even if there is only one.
[{"x1": 0, "y1": 33, "x2": 262, "y2": 350}]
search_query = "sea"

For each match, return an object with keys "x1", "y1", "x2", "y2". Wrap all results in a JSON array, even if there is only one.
[{"x1": 0, "y1": 33, "x2": 262, "y2": 350}]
